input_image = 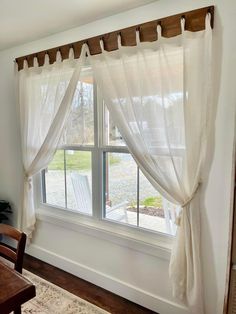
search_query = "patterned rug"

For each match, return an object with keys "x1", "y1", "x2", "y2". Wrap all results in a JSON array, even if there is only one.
[{"x1": 21, "y1": 270, "x2": 110, "y2": 314}]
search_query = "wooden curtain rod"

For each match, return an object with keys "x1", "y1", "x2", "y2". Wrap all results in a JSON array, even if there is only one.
[{"x1": 15, "y1": 6, "x2": 214, "y2": 71}]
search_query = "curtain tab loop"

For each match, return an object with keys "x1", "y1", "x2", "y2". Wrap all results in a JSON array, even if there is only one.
[
  {"x1": 44, "y1": 53, "x2": 50, "y2": 66},
  {"x1": 23, "y1": 59, "x2": 28, "y2": 70},
  {"x1": 68, "y1": 47, "x2": 74, "y2": 60},
  {"x1": 56, "y1": 50, "x2": 62, "y2": 63},
  {"x1": 205, "y1": 12, "x2": 211, "y2": 30},
  {"x1": 84, "y1": 43, "x2": 91, "y2": 57},
  {"x1": 157, "y1": 24, "x2": 162, "y2": 38},
  {"x1": 136, "y1": 30, "x2": 140, "y2": 45},
  {"x1": 118, "y1": 34, "x2": 122, "y2": 49},
  {"x1": 33, "y1": 56, "x2": 39, "y2": 68},
  {"x1": 180, "y1": 17, "x2": 185, "y2": 34},
  {"x1": 100, "y1": 38, "x2": 105, "y2": 51}
]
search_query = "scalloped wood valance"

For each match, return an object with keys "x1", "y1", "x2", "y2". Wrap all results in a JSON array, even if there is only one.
[{"x1": 15, "y1": 6, "x2": 214, "y2": 71}]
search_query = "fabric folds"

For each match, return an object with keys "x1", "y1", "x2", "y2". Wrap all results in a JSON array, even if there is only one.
[
  {"x1": 87, "y1": 16, "x2": 212, "y2": 313},
  {"x1": 17, "y1": 14, "x2": 212, "y2": 314},
  {"x1": 18, "y1": 47, "x2": 87, "y2": 237}
]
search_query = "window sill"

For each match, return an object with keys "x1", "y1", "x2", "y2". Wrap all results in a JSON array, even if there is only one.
[{"x1": 36, "y1": 205, "x2": 173, "y2": 261}]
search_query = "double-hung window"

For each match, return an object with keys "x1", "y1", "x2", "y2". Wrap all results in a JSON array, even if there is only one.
[{"x1": 42, "y1": 65, "x2": 178, "y2": 236}]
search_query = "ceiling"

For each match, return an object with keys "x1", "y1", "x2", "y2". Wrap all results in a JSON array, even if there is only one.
[{"x1": 0, "y1": 0, "x2": 156, "y2": 51}]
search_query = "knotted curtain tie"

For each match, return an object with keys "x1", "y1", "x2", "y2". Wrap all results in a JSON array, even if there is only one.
[
  {"x1": 24, "y1": 173, "x2": 33, "y2": 189},
  {"x1": 175, "y1": 183, "x2": 200, "y2": 226}
]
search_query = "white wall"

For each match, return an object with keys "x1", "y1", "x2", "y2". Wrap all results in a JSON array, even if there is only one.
[{"x1": 0, "y1": 0, "x2": 235, "y2": 313}]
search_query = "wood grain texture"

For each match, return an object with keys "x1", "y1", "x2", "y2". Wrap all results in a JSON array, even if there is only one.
[
  {"x1": 15, "y1": 6, "x2": 214, "y2": 71},
  {"x1": 226, "y1": 165, "x2": 236, "y2": 313},
  {"x1": 228, "y1": 268, "x2": 236, "y2": 313},
  {"x1": 0, "y1": 224, "x2": 26, "y2": 273},
  {"x1": 0, "y1": 261, "x2": 35, "y2": 314}
]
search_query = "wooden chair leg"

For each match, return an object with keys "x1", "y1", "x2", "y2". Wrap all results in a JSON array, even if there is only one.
[{"x1": 14, "y1": 306, "x2": 21, "y2": 314}]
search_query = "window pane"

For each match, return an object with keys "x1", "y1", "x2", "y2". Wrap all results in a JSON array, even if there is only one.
[
  {"x1": 104, "y1": 105, "x2": 125, "y2": 146},
  {"x1": 61, "y1": 67, "x2": 94, "y2": 145},
  {"x1": 104, "y1": 153, "x2": 137, "y2": 225},
  {"x1": 44, "y1": 150, "x2": 65, "y2": 208},
  {"x1": 103, "y1": 151, "x2": 178, "y2": 234},
  {"x1": 66, "y1": 150, "x2": 92, "y2": 215},
  {"x1": 139, "y1": 170, "x2": 177, "y2": 235},
  {"x1": 42, "y1": 65, "x2": 178, "y2": 237}
]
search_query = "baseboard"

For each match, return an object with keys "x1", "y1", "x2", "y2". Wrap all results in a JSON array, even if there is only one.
[{"x1": 26, "y1": 244, "x2": 189, "y2": 314}]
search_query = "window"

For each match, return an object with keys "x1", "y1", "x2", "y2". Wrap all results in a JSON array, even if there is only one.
[{"x1": 42, "y1": 66, "x2": 179, "y2": 236}]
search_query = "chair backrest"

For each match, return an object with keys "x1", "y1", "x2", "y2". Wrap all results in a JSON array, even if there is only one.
[
  {"x1": 0, "y1": 224, "x2": 26, "y2": 273},
  {"x1": 71, "y1": 172, "x2": 92, "y2": 214}
]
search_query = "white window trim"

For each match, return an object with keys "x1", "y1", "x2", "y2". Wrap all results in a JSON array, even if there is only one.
[
  {"x1": 36, "y1": 206, "x2": 173, "y2": 261},
  {"x1": 35, "y1": 168, "x2": 173, "y2": 260},
  {"x1": 34, "y1": 72, "x2": 175, "y2": 259}
]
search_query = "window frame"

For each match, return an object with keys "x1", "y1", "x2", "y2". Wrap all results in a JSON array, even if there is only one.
[{"x1": 37, "y1": 74, "x2": 175, "y2": 251}]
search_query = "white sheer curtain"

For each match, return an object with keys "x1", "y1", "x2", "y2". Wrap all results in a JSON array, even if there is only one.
[
  {"x1": 18, "y1": 47, "x2": 86, "y2": 237},
  {"x1": 88, "y1": 16, "x2": 212, "y2": 313}
]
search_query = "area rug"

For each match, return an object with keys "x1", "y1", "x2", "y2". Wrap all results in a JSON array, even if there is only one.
[{"x1": 21, "y1": 270, "x2": 110, "y2": 314}]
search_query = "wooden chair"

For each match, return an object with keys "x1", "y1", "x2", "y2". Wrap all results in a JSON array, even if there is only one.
[{"x1": 0, "y1": 223, "x2": 27, "y2": 274}]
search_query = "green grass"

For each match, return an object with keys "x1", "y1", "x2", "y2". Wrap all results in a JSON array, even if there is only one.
[
  {"x1": 140, "y1": 196, "x2": 163, "y2": 208},
  {"x1": 49, "y1": 150, "x2": 91, "y2": 171},
  {"x1": 48, "y1": 150, "x2": 120, "y2": 171},
  {"x1": 129, "y1": 196, "x2": 163, "y2": 208}
]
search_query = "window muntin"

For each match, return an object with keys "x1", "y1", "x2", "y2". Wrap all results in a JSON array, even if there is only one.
[
  {"x1": 103, "y1": 152, "x2": 137, "y2": 226},
  {"x1": 44, "y1": 150, "x2": 66, "y2": 208},
  {"x1": 42, "y1": 68, "x2": 179, "y2": 236}
]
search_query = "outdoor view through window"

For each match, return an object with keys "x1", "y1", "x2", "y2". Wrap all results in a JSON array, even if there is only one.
[{"x1": 42, "y1": 66, "x2": 179, "y2": 236}]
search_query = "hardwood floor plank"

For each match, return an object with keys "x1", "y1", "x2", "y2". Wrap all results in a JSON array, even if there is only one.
[{"x1": 23, "y1": 254, "x2": 158, "y2": 314}]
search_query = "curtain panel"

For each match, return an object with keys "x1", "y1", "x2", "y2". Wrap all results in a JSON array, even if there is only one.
[
  {"x1": 87, "y1": 16, "x2": 212, "y2": 314},
  {"x1": 18, "y1": 48, "x2": 86, "y2": 237},
  {"x1": 17, "y1": 12, "x2": 212, "y2": 314}
]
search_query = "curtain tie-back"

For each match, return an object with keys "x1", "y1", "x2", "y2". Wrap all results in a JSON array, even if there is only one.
[
  {"x1": 181, "y1": 183, "x2": 200, "y2": 208},
  {"x1": 24, "y1": 173, "x2": 32, "y2": 189},
  {"x1": 175, "y1": 183, "x2": 201, "y2": 226}
]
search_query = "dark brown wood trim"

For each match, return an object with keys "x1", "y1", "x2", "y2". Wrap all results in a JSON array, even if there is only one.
[
  {"x1": 224, "y1": 160, "x2": 236, "y2": 313},
  {"x1": 0, "y1": 224, "x2": 27, "y2": 274},
  {"x1": 15, "y1": 6, "x2": 214, "y2": 71},
  {"x1": 0, "y1": 260, "x2": 36, "y2": 314}
]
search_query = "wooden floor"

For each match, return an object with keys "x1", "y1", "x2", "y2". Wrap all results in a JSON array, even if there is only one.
[{"x1": 23, "y1": 254, "x2": 157, "y2": 314}]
